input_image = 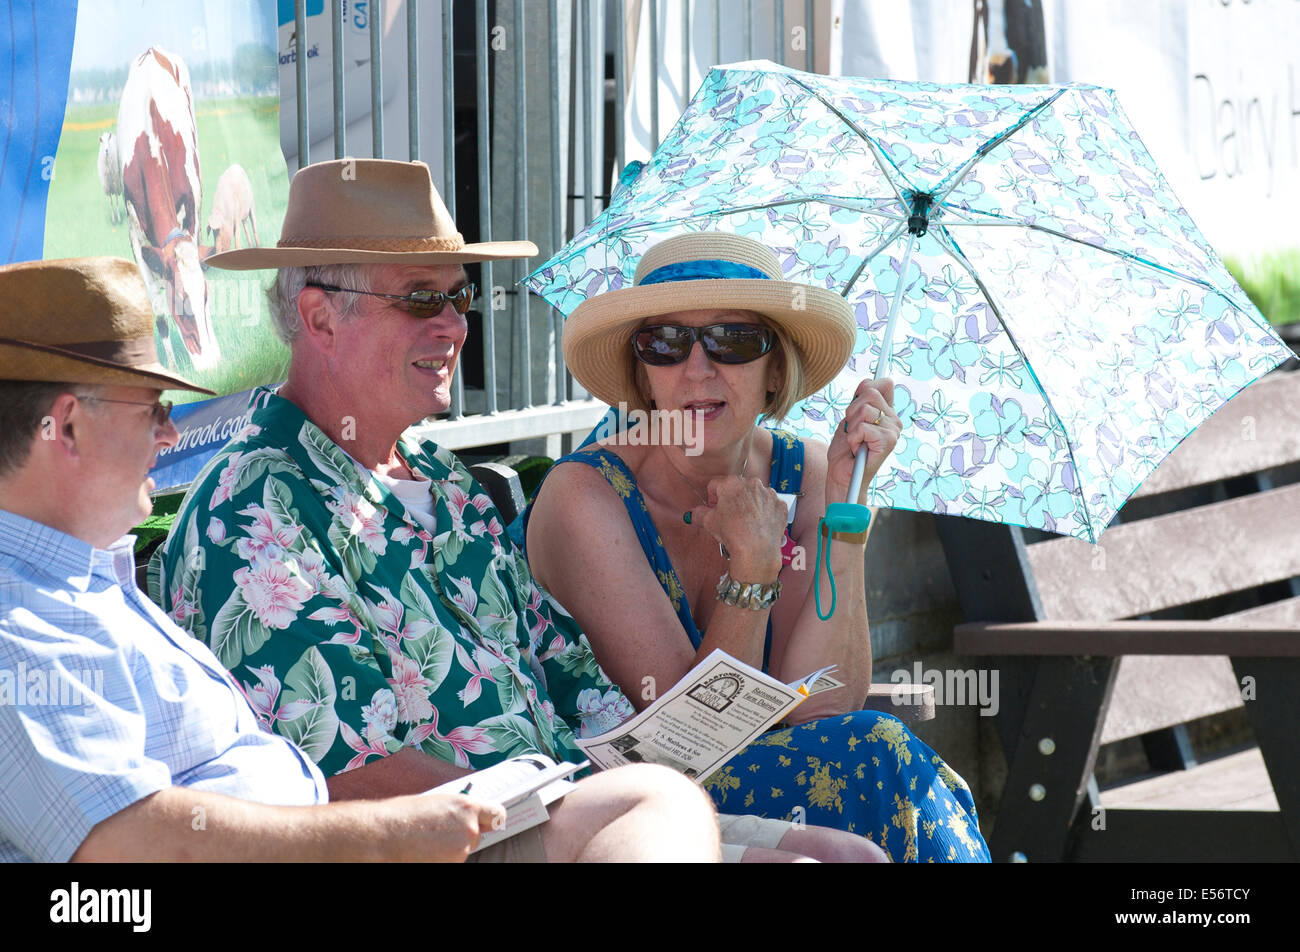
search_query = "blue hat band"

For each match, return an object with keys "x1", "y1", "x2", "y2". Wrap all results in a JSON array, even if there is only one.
[{"x1": 638, "y1": 260, "x2": 771, "y2": 286}]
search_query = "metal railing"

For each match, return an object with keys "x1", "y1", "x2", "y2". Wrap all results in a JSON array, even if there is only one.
[{"x1": 283, "y1": 0, "x2": 818, "y2": 454}]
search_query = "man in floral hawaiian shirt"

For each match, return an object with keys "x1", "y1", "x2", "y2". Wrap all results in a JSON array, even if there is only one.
[
  {"x1": 159, "y1": 160, "x2": 635, "y2": 782},
  {"x1": 154, "y1": 160, "x2": 739, "y2": 861}
]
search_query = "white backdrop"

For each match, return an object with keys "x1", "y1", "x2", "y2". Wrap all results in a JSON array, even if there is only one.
[
  {"x1": 623, "y1": 0, "x2": 1298, "y2": 268},
  {"x1": 838, "y1": 0, "x2": 1299, "y2": 265}
]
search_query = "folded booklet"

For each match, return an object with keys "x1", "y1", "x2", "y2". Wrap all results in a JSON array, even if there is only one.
[
  {"x1": 576, "y1": 649, "x2": 843, "y2": 781},
  {"x1": 424, "y1": 755, "x2": 588, "y2": 853}
]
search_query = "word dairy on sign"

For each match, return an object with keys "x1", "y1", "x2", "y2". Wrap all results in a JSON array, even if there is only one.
[{"x1": 49, "y1": 883, "x2": 152, "y2": 932}]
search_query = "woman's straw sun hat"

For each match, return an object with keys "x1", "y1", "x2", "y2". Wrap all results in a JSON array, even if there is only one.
[{"x1": 562, "y1": 231, "x2": 855, "y2": 408}]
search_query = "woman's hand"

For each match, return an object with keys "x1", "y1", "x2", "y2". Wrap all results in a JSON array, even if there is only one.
[
  {"x1": 826, "y1": 378, "x2": 899, "y2": 505},
  {"x1": 687, "y1": 475, "x2": 788, "y2": 581}
]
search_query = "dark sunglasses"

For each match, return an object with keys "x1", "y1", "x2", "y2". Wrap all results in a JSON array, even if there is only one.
[
  {"x1": 309, "y1": 283, "x2": 478, "y2": 316},
  {"x1": 631, "y1": 323, "x2": 776, "y2": 366},
  {"x1": 79, "y1": 396, "x2": 174, "y2": 427}
]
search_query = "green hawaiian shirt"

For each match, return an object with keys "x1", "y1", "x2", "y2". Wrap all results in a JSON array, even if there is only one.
[{"x1": 155, "y1": 388, "x2": 633, "y2": 777}]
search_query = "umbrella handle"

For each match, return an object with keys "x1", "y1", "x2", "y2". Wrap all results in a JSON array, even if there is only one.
[
  {"x1": 819, "y1": 229, "x2": 910, "y2": 618},
  {"x1": 847, "y1": 444, "x2": 869, "y2": 505}
]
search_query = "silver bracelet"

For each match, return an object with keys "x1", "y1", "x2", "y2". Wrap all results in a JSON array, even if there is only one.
[{"x1": 715, "y1": 571, "x2": 782, "y2": 611}]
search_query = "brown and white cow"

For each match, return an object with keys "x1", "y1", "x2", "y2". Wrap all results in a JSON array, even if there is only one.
[{"x1": 117, "y1": 47, "x2": 220, "y2": 371}]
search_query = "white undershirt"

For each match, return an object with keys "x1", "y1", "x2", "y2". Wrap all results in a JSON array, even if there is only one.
[{"x1": 369, "y1": 467, "x2": 438, "y2": 535}]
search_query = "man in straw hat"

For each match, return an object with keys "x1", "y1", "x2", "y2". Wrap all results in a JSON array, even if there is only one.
[
  {"x1": 158, "y1": 159, "x2": 877, "y2": 861},
  {"x1": 0, "y1": 255, "x2": 719, "y2": 863}
]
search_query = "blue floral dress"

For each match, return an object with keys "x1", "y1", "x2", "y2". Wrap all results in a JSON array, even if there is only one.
[{"x1": 526, "y1": 435, "x2": 991, "y2": 862}]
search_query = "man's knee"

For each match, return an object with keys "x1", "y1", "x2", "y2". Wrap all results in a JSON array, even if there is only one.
[
  {"x1": 609, "y1": 763, "x2": 713, "y2": 812},
  {"x1": 543, "y1": 765, "x2": 719, "y2": 861},
  {"x1": 569, "y1": 763, "x2": 717, "y2": 833},
  {"x1": 599, "y1": 765, "x2": 720, "y2": 857},
  {"x1": 739, "y1": 847, "x2": 819, "y2": 863}
]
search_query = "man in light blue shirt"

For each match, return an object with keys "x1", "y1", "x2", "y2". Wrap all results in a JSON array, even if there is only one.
[
  {"x1": 0, "y1": 508, "x2": 332, "y2": 862},
  {"x1": 0, "y1": 256, "x2": 720, "y2": 862}
]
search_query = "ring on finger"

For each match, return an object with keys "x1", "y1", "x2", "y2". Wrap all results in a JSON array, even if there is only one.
[{"x1": 873, "y1": 408, "x2": 884, "y2": 426}]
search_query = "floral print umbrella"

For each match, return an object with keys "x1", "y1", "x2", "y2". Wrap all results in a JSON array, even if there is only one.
[{"x1": 524, "y1": 60, "x2": 1294, "y2": 542}]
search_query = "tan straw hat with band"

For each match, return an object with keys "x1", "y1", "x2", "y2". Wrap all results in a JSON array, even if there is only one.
[
  {"x1": 0, "y1": 256, "x2": 213, "y2": 393},
  {"x1": 563, "y1": 232, "x2": 856, "y2": 408},
  {"x1": 207, "y1": 158, "x2": 538, "y2": 270}
]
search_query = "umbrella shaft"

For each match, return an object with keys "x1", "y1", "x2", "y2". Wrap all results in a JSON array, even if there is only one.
[
  {"x1": 875, "y1": 232, "x2": 917, "y2": 379},
  {"x1": 848, "y1": 233, "x2": 918, "y2": 506},
  {"x1": 847, "y1": 449, "x2": 868, "y2": 505}
]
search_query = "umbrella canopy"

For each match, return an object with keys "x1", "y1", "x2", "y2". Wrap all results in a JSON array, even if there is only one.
[{"x1": 525, "y1": 61, "x2": 1295, "y2": 542}]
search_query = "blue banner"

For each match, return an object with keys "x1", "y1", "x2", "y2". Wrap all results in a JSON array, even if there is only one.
[
  {"x1": 152, "y1": 388, "x2": 268, "y2": 491},
  {"x1": 0, "y1": 0, "x2": 78, "y2": 263}
]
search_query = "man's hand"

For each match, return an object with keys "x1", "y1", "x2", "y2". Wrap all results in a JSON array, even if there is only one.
[
  {"x1": 326, "y1": 745, "x2": 471, "y2": 801},
  {"x1": 397, "y1": 793, "x2": 507, "y2": 862}
]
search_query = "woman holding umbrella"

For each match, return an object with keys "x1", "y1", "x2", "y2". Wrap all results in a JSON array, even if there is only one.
[{"x1": 523, "y1": 232, "x2": 989, "y2": 862}]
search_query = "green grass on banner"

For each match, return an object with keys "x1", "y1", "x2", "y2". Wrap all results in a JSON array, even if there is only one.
[{"x1": 1226, "y1": 248, "x2": 1300, "y2": 328}]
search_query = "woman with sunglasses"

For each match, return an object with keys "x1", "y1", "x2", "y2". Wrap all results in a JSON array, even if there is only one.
[{"x1": 522, "y1": 233, "x2": 989, "y2": 862}]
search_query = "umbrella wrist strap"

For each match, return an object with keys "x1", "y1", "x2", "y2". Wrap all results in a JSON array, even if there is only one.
[
  {"x1": 815, "y1": 518, "x2": 838, "y2": 620},
  {"x1": 815, "y1": 505, "x2": 873, "y2": 620}
]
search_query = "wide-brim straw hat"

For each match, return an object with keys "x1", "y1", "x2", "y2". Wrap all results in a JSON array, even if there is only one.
[
  {"x1": 0, "y1": 257, "x2": 214, "y2": 394},
  {"x1": 207, "y1": 158, "x2": 537, "y2": 269},
  {"x1": 563, "y1": 232, "x2": 856, "y2": 408}
]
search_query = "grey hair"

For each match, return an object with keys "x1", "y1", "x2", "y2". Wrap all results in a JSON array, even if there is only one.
[{"x1": 267, "y1": 264, "x2": 373, "y2": 344}]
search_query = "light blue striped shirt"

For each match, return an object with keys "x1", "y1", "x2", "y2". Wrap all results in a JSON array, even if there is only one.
[{"x1": 0, "y1": 509, "x2": 327, "y2": 862}]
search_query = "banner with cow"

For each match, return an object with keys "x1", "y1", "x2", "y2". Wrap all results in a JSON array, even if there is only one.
[{"x1": 1, "y1": 0, "x2": 286, "y2": 491}]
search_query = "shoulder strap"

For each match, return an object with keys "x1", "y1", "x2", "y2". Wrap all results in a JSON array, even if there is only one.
[
  {"x1": 760, "y1": 430, "x2": 807, "y2": 675},
  {"x1": 767, "y1": 429, "x2": 805, "y2": 496}
]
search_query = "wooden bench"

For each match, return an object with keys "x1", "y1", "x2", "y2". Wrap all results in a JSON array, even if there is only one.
[
  {"x1": 467, "y1": 459, "x2": 935, "y2": 724},
  {"x1": 937, "y1": 369, "x2": 1300, "y2": 862}
]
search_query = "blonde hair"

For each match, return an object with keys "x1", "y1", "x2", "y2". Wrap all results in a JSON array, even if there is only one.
[{"x1": 762, "y1": 322, "x2": 804, "y2": 424}]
